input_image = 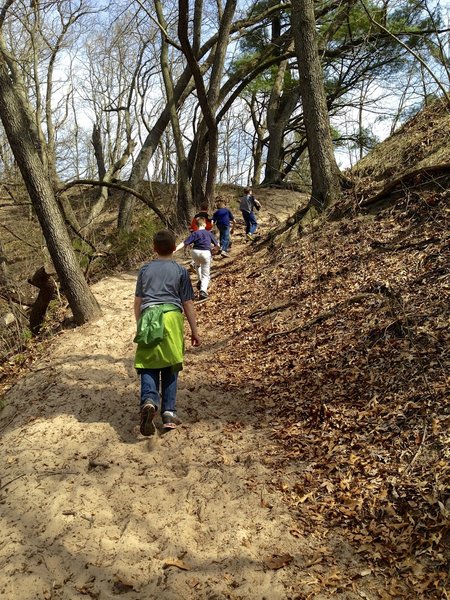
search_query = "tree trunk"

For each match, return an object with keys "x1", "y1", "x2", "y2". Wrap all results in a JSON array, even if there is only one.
[
  {"x1": 155, "y1": 0, "x2": 192, "y2": 228},
  {"x1": 291, "y1": 0, "x2": 340, "y2": 215},
  {"x1": 117, "y1": 65, "x2": 200, "y2": 231},
  {"x1": 0, "y1": 45, "x2": 102, "y2": 325},
  {"x1": 83, "y1": 129, "x2": 136, "y2": 233},
  {"x1": 263, "y1": 74, "x2": 300, "y2": 185},
  {"x1": 92, "y1": 123, "x2": 107, "y2": 180},
  {"x1": 264, "y1": 47, "x2": 287, "y2": 185},
  {"x1": 248, "y1": 93, "x2": 265, "y2": 186},
  {"x1": 178, "y1": 0, "x2": 237, "y2": 204}
]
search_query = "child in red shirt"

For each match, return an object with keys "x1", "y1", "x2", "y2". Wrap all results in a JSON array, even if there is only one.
[{"x1": 189, "y1": 202, "x2": 213, "y2": 232}]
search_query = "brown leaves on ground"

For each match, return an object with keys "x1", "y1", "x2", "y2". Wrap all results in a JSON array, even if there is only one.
[
  {"x1": 264, "y1": 553, "x2": 294, "y2": 569},
  {"x1": 200, "y1": 191, "x2": 449, "y2": 598}
]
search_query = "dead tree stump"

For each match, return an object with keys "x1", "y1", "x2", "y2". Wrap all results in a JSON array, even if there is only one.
[{"x1": 28, "y1": 267, "x2": 57, "y2": 335}]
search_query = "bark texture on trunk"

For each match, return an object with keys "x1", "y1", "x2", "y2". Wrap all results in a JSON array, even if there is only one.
[
  {"x1": 28, "y1": 266, "x2": 57, "y2": 335},
  {"x1": 291, "y1": 0, "x2": 340, "y2": 212},
  {"x1": 155, "y1": 0, "x2": 192, "y2": 228},
  {"x1": 0, "y1": 48, "x2": 102, "y2": 325}
]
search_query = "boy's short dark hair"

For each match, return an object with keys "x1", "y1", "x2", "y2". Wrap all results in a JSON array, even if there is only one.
[
  {"x1": 200, "y1": 202, "x2": 209, "y2": 211},
  {"x1": 244, "y1": 187, "x2": 251, "y2": 194},
  {"x1": 153, "y1": 230, "x2": 176, "y2": 256}
]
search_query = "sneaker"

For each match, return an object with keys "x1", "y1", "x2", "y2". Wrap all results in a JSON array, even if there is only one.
[
  {"x1": 220, "y1": 250, "x2": 230, "y2": 258},
  {"x1": 246, "y1": 233, "x2": 255, "y2": 241},
  {"x1": 140, "y1": 402, "x2": 156, "y2": 436},
  {"x1": 199, "y1": 290, "x2": 208, "y2": 300},
  {"x1": 162, "y1": 411, "x2": 182, "y2": 430}
]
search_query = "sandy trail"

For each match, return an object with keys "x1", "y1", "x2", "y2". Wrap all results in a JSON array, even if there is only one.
[{"x1": 0, "y1": 253, "x2": 313, "y2": 599}]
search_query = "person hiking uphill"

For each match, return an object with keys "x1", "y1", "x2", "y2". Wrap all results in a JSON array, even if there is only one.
[
  {"x1": 134, "y1": 229, "x2": 201, "y2": 436},
  {"x1": 183, "y1": 203, "x2": 213, "y2": 257},
  {"x1": 212, "y1": 199, "x2": 235, "y2": 256},
  {"x1": 175, "y1": 217, "x2": 220, "y2": 300},
  {"x1": 239, "y1": 187, "x2": 261, "y2": 241},
  {"x1": 189, "y1": 202, "x2": 213, "y2": 232}
]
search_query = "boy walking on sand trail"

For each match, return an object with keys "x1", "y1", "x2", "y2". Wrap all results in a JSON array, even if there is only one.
[
  {"x1": 134, "y1": 230, "x2": 201, "y2": 436},
  {"x1": 175, "y1": 217, "x2": 220, "y2": 300}
]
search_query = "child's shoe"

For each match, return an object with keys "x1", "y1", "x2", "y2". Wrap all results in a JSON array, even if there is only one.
[
  {"x1": 140, "y1": 402, "x2": 156, "y2": 436},
  {"x1": 162, "y1": 411, "x2": 182, "y2": 430},
  {"x1": 220, "y1": 250, "x2": 230, "y2": 258},
  {"x1": 199, "y1": 290, "x2": 208, "y2": 300},
  {"x1": 246, "y1": 233, "x2": 255, "y2": 241}
]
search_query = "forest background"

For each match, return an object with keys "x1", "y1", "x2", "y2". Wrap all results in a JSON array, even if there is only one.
[
  {"x1": 0, "y1": 0, "x2": 449, "y2": 341},
  {"x1": 0, "y1": 1, "x2": 449, "y2": 598}
]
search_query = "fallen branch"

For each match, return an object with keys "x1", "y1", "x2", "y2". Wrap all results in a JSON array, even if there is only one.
[
  {"x1": 403, "y1": 422, "x2": 428, "y2": 474},
  {"x1": 0, "y1": 290, "x2": 34, "y2": 308},
  {"x1": 266, "y1": 293, "x2": 377, "y2": 339},
  {"x1": 0, "y1": 473, "x2": 27, "y2": 491},
  {"x1": 370, "y1": 236, "x2": 442, "y2": 253},
  {"x1": 0, "y1": 469, "x2": 79, "y2": 491},
  {"x1": 359, "y1": 163, "x2": 450, "y2": 208},
  {"x1": 0, "y1": 223, "x2": 39, "y2": 250},
  {"x1": 250, "y1": 301, "x2": 296, "y2": 319},
  {"x1": 58, "y1": 179, "x2": 171, "y2": 228}
]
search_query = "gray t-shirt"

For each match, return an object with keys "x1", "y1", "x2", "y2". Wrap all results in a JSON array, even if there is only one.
[
  {"x1": 135, "y1": 259, "x2": 194, "y2": 312},
  {"x1": 240, "y1": 194, "x2": 257, "y2": 213}
]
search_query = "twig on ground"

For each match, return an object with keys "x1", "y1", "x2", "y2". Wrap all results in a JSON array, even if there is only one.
[
  {"x1": 267, "y1": 293, "x2": 377, "y2": 339},
  {"x1": 0, "y1": 469, "x2": 79, "y2": 491},
  {"x1": 403, "y1": 422, "x2": 428, "y2": 474},
  {"x1": 250, "y1": 302, "x2": 296, "y2": 319}
]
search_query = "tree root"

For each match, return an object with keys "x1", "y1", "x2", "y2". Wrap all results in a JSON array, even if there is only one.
[
  {"x1": 266, "y1": 292, "x2": 377, "y2": 339},
  {"x1": 249, "y1": 301, "x2": 296, "y2": 319},
  {"x1": 359, "y1": 163, "x2": 450, "y2": 208}
]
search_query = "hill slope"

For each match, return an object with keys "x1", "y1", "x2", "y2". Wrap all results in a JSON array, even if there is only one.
[
  {"x1": 0, "y1": 186, "x2": 448, "y2": 598},
  {"x1": 0, "y1": 101, "x2": 449, "y2": 598},
  {"x1": 351, "y1": 99, "x2": 450, "y2": 200},
  {"x1": 353, "y1": 99, "x2": 450, "y2": 180}
]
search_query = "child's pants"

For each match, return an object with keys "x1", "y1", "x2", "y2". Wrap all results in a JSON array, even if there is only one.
[
  {"x1": 217, "y1": 225, "x2": 231, "y2": 252},
  {"x1": 139, "y1": 367, "x2": 178, "y2": 413},
  {"x1": 242, "y1": 210, "x2": 258, "y2": 234},
  {"x1": 191, "y1": 249, "x2": 211, "y2": 293}
]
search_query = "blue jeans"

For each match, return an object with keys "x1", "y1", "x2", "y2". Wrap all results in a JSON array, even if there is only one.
[
  {"x1": 217, "y1": 225, "x2": 231, "y2": 252},
  {"x1": 138, "y1": 368, "x2": 178, "y2": 413},
  {"x1": 242, "y1": 211, "x2": 257, "y2": 234}
]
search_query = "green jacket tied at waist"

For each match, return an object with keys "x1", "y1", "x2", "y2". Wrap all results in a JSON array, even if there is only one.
[{"x1": 133, "y1": 303, "x2": 181, "y2": 348}]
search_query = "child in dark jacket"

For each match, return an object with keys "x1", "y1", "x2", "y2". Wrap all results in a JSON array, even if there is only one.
[
  {"x1": 175, "y1": 218, "x2": 220, "y2": 300},
  {"x1": 212, "y1": 200, "x2": 235, "y2": 255}
]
